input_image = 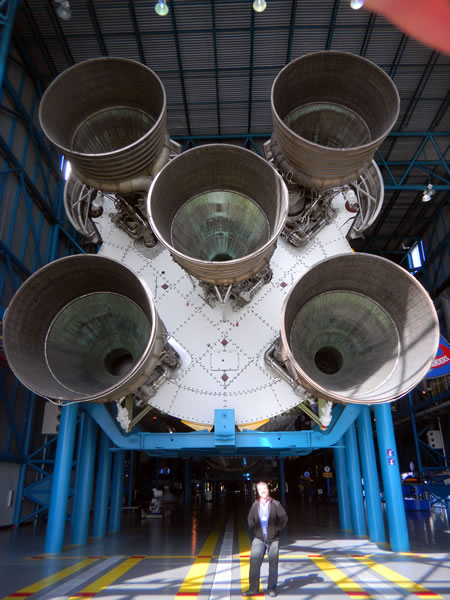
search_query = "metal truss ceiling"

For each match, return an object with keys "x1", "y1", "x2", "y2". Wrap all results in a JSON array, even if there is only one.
[{"x1": 8, "y1": 0, "x2": 450, "y2": 254}]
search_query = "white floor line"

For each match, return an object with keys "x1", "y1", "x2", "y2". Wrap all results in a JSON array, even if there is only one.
[
  {"x1": 34, "y1": 555, "x2": 125, "y2": 599},
  {"x1": 209, "y1": 516, "x2": 234, "y2": 600}
]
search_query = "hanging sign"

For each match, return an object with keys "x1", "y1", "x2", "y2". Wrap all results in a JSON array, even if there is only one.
[{"x1": 425, "y1": 335, "x2": 450, "y2": 379}]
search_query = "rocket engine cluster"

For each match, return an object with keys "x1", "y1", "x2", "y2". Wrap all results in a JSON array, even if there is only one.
[{"x1": 3, "y1": 52, "x2": 439, "y2": 431}]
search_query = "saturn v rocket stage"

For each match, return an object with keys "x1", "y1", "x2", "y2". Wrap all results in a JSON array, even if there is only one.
[{"x1": 2, "y1": 52, "x2": 440, "y2": 431}]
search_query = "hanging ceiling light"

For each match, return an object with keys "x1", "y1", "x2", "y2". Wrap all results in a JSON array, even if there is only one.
[
  {"x1": 422, "y1": 183, "x2": 435, "y2": 202},
  {"x1": 350, "y1": 0, "x2": 365, "y2": 8},
  {"x1": 155, "y1": 0, "x2": 169, "y2": 16},
  {"x1": 55, "y1": 0, "x2": 72, "y2": 20},
  {"x1": 253, "y1": 0, "x2": 267, "y2": 13}
]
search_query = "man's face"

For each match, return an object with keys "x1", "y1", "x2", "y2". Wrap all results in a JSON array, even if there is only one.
[{"x1": 257, "y1": 484, "x2": 269, "y2": 499}]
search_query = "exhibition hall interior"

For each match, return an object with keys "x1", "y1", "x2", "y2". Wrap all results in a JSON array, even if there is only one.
[{"x1": 0, "y1": 0, "x2": 449, "y2": 598}]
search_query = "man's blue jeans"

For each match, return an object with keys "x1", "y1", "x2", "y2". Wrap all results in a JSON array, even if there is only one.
[{"x1": 248, "y1": 537, "x2": 280, "y2": 592}]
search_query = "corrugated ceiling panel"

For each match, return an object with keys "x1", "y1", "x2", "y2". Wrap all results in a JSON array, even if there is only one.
[
  {"x1": 159, "y1": 72, "x2": 185, "y2": 105},
  {"x1": 93, "y1": 3, "x2": 133, "y2": 33},
  {"x1": 364, "y1": 28, "x2": 404, "y2": 66},
  {"x1": 166, "y1": 108, "x2": 189, "y2": 134},
  {"x1": 172, "y1": 0, "x2": 213, "y2": 30},
  {"x1": 185, "y1": 74, "x2": 217, "y2": 103},
  {"x1": 189, "y1": 106, "x2": 219, "y2": 134},
  {"x1": 179, "y1": 32, "x2": 216, "y2": 70},
  {"x1": 392, "y1": 68, "x2": 425, "y2": 96},
  {"x1": 251, "y1": 103, "x2": 272, "y2": 133},
  {"x1": 295, "y1": 0, "x2": 336, "y2": 27},
  {"x1": 216, "y1": 32, "x2": 251, "y2": 68},
  {"x1": 248, "y1": 0, "x2": 292, "y2": 28},
  {"x1": 41, "y1": 38, "x2": 71, "y2": 73},
  {"x1": 406, "y1": 101, "x2": 444, "y2": 130},
  {"x1": 290, "y1": 28, "x2": 330, "y2": 57},
  {"x1": 220, "y1": 103, "x2": 248, "y2": 133},
  {"x1": 329, "y1": 28, "x2": 366, "y2": 54},
  {"x1": 252, "y1": 70, "x2": 278, "y2": 101},
  {"x1": 218, "y1": 73, "x2": 250, "y2": 102},
  {"x1": 399, "y1": 38, "x2": 435, "y2": 65},
  {"x1": 253, "y1": 31, "x2": 288, "y2": 69},
  {"x1": 69, "y1": 38, "x2": 105, "y2": 63},
  {"x1": 214, "y1": 1, "x2": 253, "y2": 29},
  {"x1": 105, "y1": 37, "x2": 142, "y2": 61},
  {"x1": 142, "y1": 35, "x2": 179, "y2": 70}
]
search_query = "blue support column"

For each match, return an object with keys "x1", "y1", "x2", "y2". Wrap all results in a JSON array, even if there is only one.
[
  {"x1": 72, "y1": 411, "x2": 97, "y2": 545},
  {"x1": 93, "y1": 431, "x2": 112, "y2": 538},
  {"x1": 183, "y1": 458, "x2": 191, "y2": 506},
  {"x1": 334, "y1": 443, "x2": 352, "y2": 531},
  {"x1": 127, "y1": 451, "x2": 135, "y2": 507},
  {"x1": 44, "y1": 403, "x2": 79, "y2": 554},
  {"x1": 374, "y1": 404, "x2": 410, "y2": 552},
  {"x1": 279, "y1": 458, "x2": 287, "y2": 507},
  {"x1": 408, "y1": 393, "x2": 423, "y2": 473},
  {"x1": 357, "y1": 406, "x2": 386, "y2": 543},
  {"x1": 108, "y1": 450, "x2": 126, "y2": 534},
  {"x1": 344, "y1": 423, "x2": 367, "y2": 537}
]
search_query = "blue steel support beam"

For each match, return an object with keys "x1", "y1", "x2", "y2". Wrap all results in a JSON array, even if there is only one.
[
  {"x1": 357, "y1": 407, "x2": 386, "y2": 543},
  {"x1": 127, "y1": 450, "x2": 135, "y2": 507},
  {"x1": 286, "y1": 0, "x2": 297, "y2": 64},
  {"x1": 128, "y1": 1, "x2": 145, "y2": 64},
  {"x1": 326, "y1": 0, "x2": 339, "y2": 50},
  {"x1": 109, "y1": 450, "x2": 126, "y2": 534},
  {"x1": 279, "y1": 458, "x2": 286, "y2": 507},
  {"x1": 86, "y1": 403, "x2": 362, "y2": 455},
  {"x1": 169, "y1": 0, "x2": 191, "y2": 136},
  {"x1": 0, "y1": 0, "x2": 20, "y2": 91},
  {"x1": 247, "y1": 5, "x2": 255, "y2": 134},
  {"x1": 344, "y1": 423, "x2": 367, "y2": 537},
  {"x1": 333, "y1": 443, "x2": 352, "y2": 531},
  {"x1": 44, "y1": 403, "x2": 79, "y2": 554},
  {"x1": 210, "y1": 0, "x2": 221, "y2": 134},
  {"x1": 72, "y1": 411, "x2": 97, "y2": 545},
  {"x1": 374, "y1": 404, "x2": 410, "y2": 552},
  {"x1": 93, "y1": 431, "x2": 112, "y2": 538}
]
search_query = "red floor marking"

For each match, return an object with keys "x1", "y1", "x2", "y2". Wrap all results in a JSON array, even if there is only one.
[
  {"x1": 197, "y1": 555, "x2": 212, "y2": 558},
  {"x1": 9, "y1": 594, "x2": 33, "y2": 597}
]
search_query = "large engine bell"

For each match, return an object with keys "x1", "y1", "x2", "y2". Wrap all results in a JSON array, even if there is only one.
[
  {"x1": 39, "y1": 57, "x2": 169, "y2": 192},
  {"x1": 280, "y1": 253, "x2": 439, "y2": 404},
  {"x1": 3, "y1": 255, "x2": 166, "y2": 403},
  {"x1": 271, "y1": 51, "x2": 400, "y2": 190},
  {"x1": 147, "y1": 144, "x2": 288, "y2": 286}
]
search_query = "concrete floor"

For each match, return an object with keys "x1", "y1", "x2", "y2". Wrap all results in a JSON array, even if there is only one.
[{"x1": 1, "y1": 498, "x2": 449, "y2": 600}]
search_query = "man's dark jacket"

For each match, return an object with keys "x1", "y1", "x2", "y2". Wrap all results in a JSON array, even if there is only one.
[{"x1": 247, "y1": 499, "x2": 288, "y2": 543}]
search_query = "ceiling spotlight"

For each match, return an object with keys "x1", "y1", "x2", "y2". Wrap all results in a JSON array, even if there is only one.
[
  {"x1": 422, "y1": 183, "x2": 435, "y2": 202},
  {"x1": 55, "y1": 0, "x2": 72, "y2": 20},
  {"x1": 155, "y1": 0, "x2": 169, "y2": 16},
  {"x1": 253, "y1": 0, "x2": 267, "y2": 13},
  {"x1": 350, "y1": 0, "x2": 365, "y2": 8}
]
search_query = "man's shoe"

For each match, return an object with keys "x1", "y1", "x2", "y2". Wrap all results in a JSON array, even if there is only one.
[
  {"x1": 242, "y1": 591, "x2": 258, "y2": 597},
  {"x1": 268, "y1": 590, "x2": 277, "y2": 597}
]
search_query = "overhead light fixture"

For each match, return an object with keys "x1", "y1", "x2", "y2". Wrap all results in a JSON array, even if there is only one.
[
  {"x1": 350, "y1": 0, "x2": 365, "y2": 8},
  {"x1": 155, "y1": 0, "x2": 169, "y2": 16},
  {"x1": 253, "y1": 0, "x2": 267, "y2": 13},
  {"x1": 55, "y1": 0, "x2": 72, "y2": 20},
  {"x1": 422, "y1": 183, "x2": 435, "y2": 202}
]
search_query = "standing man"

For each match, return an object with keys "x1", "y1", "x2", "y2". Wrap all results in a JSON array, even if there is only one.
[{"x1": 243, "y1": 481, "x2": 288, "y2": 598}]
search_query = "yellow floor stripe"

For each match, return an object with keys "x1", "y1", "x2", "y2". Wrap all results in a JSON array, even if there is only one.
[
  {"x1": 310, "y1": 556, "x2": 372, "y2": 599},
  {"x1": 1, "y1": 558, "x2": 98, "y2": 599},
  {"x1": 69, "y1": 557, "x2": 143, "y2": 599},
  {"x1": 175, "y1": 527, "x2": 221, "y2": 597},
  {"x1": 354, "y1": 556, "x2": 443, "y2": 598},
  {"x1": 238, "y1": 525, "x2": 264, "y2": 598}
]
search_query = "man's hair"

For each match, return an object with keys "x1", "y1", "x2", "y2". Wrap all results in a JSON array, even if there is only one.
[{"x1": 256, "y1": 481, "x2": 269, "y2": 489}]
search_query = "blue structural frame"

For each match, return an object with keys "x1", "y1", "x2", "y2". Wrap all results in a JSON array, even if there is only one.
[{"x1": 1, "y1": 6, "x2": 444, "y2": 554}]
